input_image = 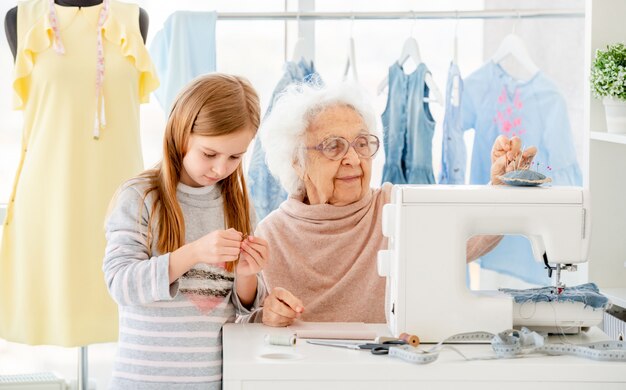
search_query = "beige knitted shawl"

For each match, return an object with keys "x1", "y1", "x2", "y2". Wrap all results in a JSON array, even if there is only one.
[{"x1": 256, "y1": 184, "x2": 392, "y2": 323}]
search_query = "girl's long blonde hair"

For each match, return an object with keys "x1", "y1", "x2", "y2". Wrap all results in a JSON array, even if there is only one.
[{"x1": 140, "y1": 73, "x2": 260, "y2": 272}]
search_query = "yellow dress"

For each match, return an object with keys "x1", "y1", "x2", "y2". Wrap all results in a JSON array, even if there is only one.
[{"x1": 0, "y1": 0, "x2": 159, "y2": 346}]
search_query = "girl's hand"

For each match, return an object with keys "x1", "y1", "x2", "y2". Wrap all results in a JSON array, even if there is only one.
[
  {"x1": 193, "y1": 228, "x2": 243, "y2": 265},
  {"x1": 490, "y1": 135, "x2": 537, "y2": 185},
  {"x1": 236, "y1": 235, "x2": 269, "y2": 277}
]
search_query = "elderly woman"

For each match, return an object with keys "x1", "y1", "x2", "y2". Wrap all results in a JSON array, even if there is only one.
[{"x1": 254, "y1": 82, "x2": 536, "y2": 327}]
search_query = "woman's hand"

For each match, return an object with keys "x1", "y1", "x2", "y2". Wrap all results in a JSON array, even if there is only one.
[
  {"x1": 236, "y1": 236, "x2": 269, "y2": 277},
  {"x1": 490, "y1": 135, "x2": 537, "y2": 185},
  {"x1": 262, "y1": 287, "x2": 305, "y2": 327},
  {"x1": 193, "y1": 228, "x2": 243, "y2": 265}
]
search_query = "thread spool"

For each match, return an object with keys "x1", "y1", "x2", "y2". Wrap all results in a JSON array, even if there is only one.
[
  {"x1": 264, "y1": 334, "x2": 296, "y2": 347},
  {"x1": 399, "y1": 332, "x2": 420, "y2": 347}
]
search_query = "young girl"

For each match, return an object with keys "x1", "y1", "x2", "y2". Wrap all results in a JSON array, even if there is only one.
[{"x1": 103, "y1": 73, "x2": 268, "y2": 389}]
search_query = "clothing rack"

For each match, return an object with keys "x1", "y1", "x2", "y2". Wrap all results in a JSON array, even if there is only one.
[
  {"x1": 0, "y1": 8, "x2": 585, "y2": 219},
  {"x1": 215, "y1": 9, "x2": 584, "y2": 64},
  {"x1": 215, "y1": 9, "x2": 584, "y2": 20}
]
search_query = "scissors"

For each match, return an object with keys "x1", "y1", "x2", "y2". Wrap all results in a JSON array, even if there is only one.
[{"x1": 307, "y1": 339, "x2": 407, "y2": 355}]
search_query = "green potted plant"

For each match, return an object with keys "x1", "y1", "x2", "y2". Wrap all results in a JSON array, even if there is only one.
[{"x1": 591, "y1": 43, "x2": 626, "y2": 134}]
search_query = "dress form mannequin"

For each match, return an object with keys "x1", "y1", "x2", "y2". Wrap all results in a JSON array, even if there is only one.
[
  {"x1": 4, "y1": 0, "x2": 148, "y2": 59},
  {"x1": 1, "y1": 1, "x2": 157, "y2": 387}
]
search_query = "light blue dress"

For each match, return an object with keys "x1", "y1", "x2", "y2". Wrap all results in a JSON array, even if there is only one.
[
  {"x1": 149, "y1": 11, "x2": 217, "y2": 113},
  {"x1": 439, "y1": 62, "x2": 466, "y2": 184},
  {"x1": 381, "y1": 62, "x2": 436, "y2": 185},
  {"x1": 247, "y1": 60, "x2": 321, "y2": 221},
  {"x1": 461, "y1": 61, "x2": 582, "y2": 285}
]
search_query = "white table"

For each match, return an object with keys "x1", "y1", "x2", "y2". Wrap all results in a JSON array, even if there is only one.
[{"x1": 223, "y1": 323, "x2": 626, "y2": 390}]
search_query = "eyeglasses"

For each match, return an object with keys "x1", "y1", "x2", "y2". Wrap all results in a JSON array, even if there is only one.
[{"x1": 306, "y1": 134, "x2": 380, "y2": 161}]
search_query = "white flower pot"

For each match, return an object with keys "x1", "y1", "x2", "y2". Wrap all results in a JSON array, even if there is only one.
[{"x1": 603, "y1": 97, "x2": 626, "y2": 134}]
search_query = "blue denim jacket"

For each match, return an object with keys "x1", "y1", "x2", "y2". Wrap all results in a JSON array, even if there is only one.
[
  {"x1": 247, "y1": 60, "x2": 321, "y2": 221},
  {"x1": 381, "y1": 62, "x2": 435, "y2": 185}
]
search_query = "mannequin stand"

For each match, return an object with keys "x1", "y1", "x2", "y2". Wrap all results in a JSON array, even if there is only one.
[{"x1": 78, "y1": 346, "x2": 88, "y2": 390}]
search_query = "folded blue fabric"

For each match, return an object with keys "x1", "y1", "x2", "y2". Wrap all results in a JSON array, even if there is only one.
[{"x1": 499, "y1": 282, "x2": 609, "y2": 309}]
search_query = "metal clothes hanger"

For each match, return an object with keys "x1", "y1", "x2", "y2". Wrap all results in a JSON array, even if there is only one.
[
  {"x1": 490, "y1": 11, "x2": 539, "y2": 79},
  {"x1": 377, "y1": 11, "x2": 443, "y2": 105}
]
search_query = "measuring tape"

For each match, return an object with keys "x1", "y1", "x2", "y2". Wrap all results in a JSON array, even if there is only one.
[{"x1": 388, "y1": 328, "x2": 626, "y2": 364}]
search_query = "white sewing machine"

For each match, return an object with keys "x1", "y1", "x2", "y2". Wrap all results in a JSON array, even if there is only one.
[{"x1": 377, "y1": 185, "x2": 602, "y2": 342}]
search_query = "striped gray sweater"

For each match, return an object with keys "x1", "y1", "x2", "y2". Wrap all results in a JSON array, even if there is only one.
[{"x1": 103, "y1": 179, "x2": 265, "y2": 389}]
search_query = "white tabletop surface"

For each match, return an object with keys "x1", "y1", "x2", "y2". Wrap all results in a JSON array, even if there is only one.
[{"x1": 223, "y1": 322, "x2": 626, "y2": 388}]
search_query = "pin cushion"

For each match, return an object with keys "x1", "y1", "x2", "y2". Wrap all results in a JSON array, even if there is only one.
[{"x1": 498, "y1": 170, "x2": 552, "y2": 187}]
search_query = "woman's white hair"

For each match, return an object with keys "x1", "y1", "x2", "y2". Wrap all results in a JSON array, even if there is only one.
[{"x1": 259, "y1": 81, "x2": 379, "y2": 195}]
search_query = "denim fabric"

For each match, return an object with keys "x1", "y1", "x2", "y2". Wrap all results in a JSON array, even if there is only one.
[
  {"x1": 439, "y1": 62, "x2": 466, "y2": 184},
  {"x1": 462, "y1": 61, "x2": 582, "y2": 285},
  {"x1": 500, "y1": 283, "x2": 609, "y2": 310},
  {"x1": 149, "y1": 11, "x2": 217, "y2": 113},
  {"x1": 381, "y1": 62, "x2": 436, "y2": 185},
  {"x1": 247, "y1": 60, "x2": 321, "y2": 221}
]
